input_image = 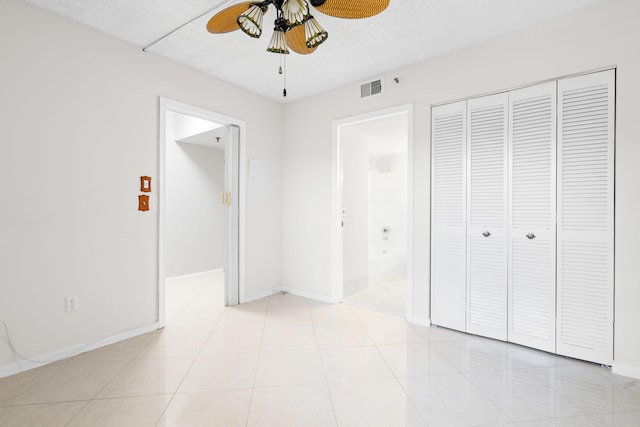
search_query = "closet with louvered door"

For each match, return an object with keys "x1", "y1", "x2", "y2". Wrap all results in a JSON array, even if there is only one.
[
  {"x1": 430, "y1": 70, "x2": 615, "y2": 365},
  {"x1": 466, "y1": 94, "x2": 508, "y2": 341},
  {"x1": 507, "y1": 82, "x2": 557, "y2": 352},
  {"x1": 430, "y1": 101, "x2": 467, "y2": 332},
  {"x1": 557, "y1": 70, "x2": 615, "y2": 366}
]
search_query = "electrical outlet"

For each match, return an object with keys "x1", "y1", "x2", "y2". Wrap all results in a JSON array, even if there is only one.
[{"x1": 65, "y1": 296, "x2": 79, "y2": 312}]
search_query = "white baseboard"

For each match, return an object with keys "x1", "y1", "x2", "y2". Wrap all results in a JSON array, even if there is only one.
[
  {"x1": 612, "y1": 362, "x2": 640, "y2": 380},
  {"x1": 242, "y1": 287, "x2": 334, "y2": 305},
  {"x1": 241, "y1": 289, "x2": 279, "y2": 303},
  {"x1": 283, "y1": 287, "x2": 334, "y2": 304},
  {"x1": 0, "y1": 323, "x2": 159, "y2": 379},
  {"x1": 166, "y1": 269, "x2": 223, "y2": 283},
  {"x1": 408, "y1": 316, "x2": 431, "y2": 327}
]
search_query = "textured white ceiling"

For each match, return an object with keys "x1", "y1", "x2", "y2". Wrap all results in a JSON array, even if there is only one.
[{"x1": 23, "y1": 0, "x2": 611, "y2": 103}]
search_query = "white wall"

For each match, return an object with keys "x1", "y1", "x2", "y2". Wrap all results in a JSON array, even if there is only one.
[
  {"x1": 0, "y1": 0, "x2": 283, "y2": 376},
  {"x1": 165, "y1": 113, "x2": 225, "y2": 278},
  {"x1": 368, "y1": 154, "x2": 407, "y2": 251},
  {"x1": 282, "y1": 0, "x2": 640, "y2": 378},
  {"x1": 340, "y1": 129, "x2": 370, "y2": 295}
]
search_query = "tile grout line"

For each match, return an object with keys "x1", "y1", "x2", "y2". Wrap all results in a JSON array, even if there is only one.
[
  {"x1": 69, "y1": 357, "x2": 137, "y2": 424},
  {"x1": 164, "y1": 278, "x2": 213, "y2": 324},
  {"x1": 310, "y1": 302, "x2": 355, "y2": 426},
  {"x1": 243, "y1": 293, "x2": 271, "y2": 427},
  {"x1": 154, "y1": 279, "x2": 227, "y2": 426},
  {"x1": 62, "y1": 400, "x2": 92, "y2": 427},
  {"x1": 366, "y1": 317, "x2": 430, "y2": 426},
  {"x1": 314, "y1": 350, "x2": 339, "y2": 424}
]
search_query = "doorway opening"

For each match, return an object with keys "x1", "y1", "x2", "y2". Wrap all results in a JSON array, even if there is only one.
[
  {"x1": 158, "y1": 98, "x2": 245, "y2": 328},
  {"x1": 332, "y1": 105, "x2": 414, "y2": 318}
]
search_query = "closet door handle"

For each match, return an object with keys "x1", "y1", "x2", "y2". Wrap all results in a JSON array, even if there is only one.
[
  {"x1": 526, "y1": 233, "x2": 536, "y2": 240},
  {"x1": 482, "y1": 231, "x2": 491, "y2": 237}
]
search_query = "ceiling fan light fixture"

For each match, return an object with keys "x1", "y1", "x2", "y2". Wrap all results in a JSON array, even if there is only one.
[
  {"x1": 282, "y1": 0, "x2": 309, "y2": 27},
  {"x1": 237, "y1": 4, "x2": 264, "y2": 38},
  {"x1": 266, "y1": 29, "x2": 290, "y2": 54},
  {"x1": 304, "y1": 16, "x2": 328, "y2": 48}
]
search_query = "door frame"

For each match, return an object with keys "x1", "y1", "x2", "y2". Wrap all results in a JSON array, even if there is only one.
[
  {"x1": 158, "y1": 97, "x2": 246, "y2": 327},
  {"x1": 331, "y1": 103, "x2": 415, "y2": 319}
]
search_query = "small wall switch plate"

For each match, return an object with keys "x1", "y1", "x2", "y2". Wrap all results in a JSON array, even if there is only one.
[
  {"x1": 65, "y1": 296, "x2": 79, "y2": 312},
  {"x1": 138, "y1": 194, "x2": 149, "y2": 211},
  {"x1": 140, "y1": 176, "x2": 152, "y2": 193}
]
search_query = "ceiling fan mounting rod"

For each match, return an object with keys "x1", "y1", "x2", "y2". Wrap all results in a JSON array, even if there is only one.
[
  {"x1": 252, "y1": 0, "x2": 326, "y2": 8},
  {"x1": 251, "y1": 0, "x2": 283, "y2": 12},
  {"x1": 250, "y1": 0, "x2": 292, "y2": 32}
]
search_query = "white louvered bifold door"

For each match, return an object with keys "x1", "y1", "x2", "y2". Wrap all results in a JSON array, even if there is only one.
[
  {"x1": 557, "y1": 70, "x2": 615, "y2": 365},
  {"x1": 466, "y1": 94, "x2": 508, "y2": 340},
  {"x1": 507, "y1": 82, "x2": 557, "y2": 352},
  {"x1": 431, "y1": 101, "x2": 467, "y2": 332}
]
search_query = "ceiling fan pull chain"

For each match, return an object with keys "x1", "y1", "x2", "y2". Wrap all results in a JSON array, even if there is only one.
[{"x1": 282, "y1": 54, "x2": 287, "y2": 97}]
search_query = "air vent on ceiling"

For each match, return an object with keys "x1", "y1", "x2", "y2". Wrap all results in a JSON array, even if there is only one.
[{"x1": 360, "y1": 77, "x2": 383, "y2": 99}]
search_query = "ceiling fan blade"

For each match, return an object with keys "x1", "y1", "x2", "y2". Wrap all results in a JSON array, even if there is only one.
[
  {"x1": 285, "y1": 25, "x2": 317, "y2": 55},
  {"x1": 207, "y1": 2, "x2": 253, "y2": 34},
  {"x1": 312, "y1": 0, "x2": 390, "y2": 19}
]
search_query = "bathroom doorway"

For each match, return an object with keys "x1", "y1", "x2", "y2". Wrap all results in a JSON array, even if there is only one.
[{"x1": 333, "y1": 106, "x2": 413, "y2": 317}]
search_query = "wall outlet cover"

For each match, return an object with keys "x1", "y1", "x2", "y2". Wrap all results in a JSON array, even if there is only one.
[{"x1": 65, "y1": 296, "x2": 79, "y2": 312}]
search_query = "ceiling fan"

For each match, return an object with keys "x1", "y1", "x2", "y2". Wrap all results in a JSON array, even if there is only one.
[{"x1": 206, "y1": 0, "x2": 390, "y2": 56}]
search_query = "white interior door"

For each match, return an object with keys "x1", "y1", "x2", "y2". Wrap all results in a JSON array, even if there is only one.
[
  {"x1": 466, "y1": 93, "x2": 508, "y2": 341},
  {"x1": 431, "y1": 101, "x2": 467, "y2": 332},
  {"x1": 557, "y1": 70, "x2": 615, "y2": 365},
  {"x1": 508, "y1": 82, "x2": 557, "y2": 352},
  {"x1": 224, "y1": 125, "x2": 240, "y2": 306}
]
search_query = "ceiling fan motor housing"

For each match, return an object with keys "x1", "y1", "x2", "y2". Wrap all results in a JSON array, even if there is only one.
[{"x1": 274, "y1": 17, "x2": 289, "y2": 31}]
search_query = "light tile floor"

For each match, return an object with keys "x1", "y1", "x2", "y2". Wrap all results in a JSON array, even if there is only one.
[
  {"x1": 344, "y1": 270, "x2": 407, "y2": 317},
  {"x1": 1, "y1": 271, "x2": 640, "y2": 426}
]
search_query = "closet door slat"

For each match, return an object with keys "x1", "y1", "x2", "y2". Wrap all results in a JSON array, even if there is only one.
[
  {"x1": 431, "y1": 101, "x2": 467, "y2": 332},
  {"x1": 508, "y1": 82, "x2": 557, "y2": 352},
  {"x1": 557, "y1": 70, "x2": 615, "y2": 365},
  {"x1": 466, "y1": 93, "x2": 508, "y2": 340}
]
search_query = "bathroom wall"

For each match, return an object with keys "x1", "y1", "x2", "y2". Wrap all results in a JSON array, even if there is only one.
[{"x1": 368, "y1": 154, "x2": 408, "y2": 251}]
